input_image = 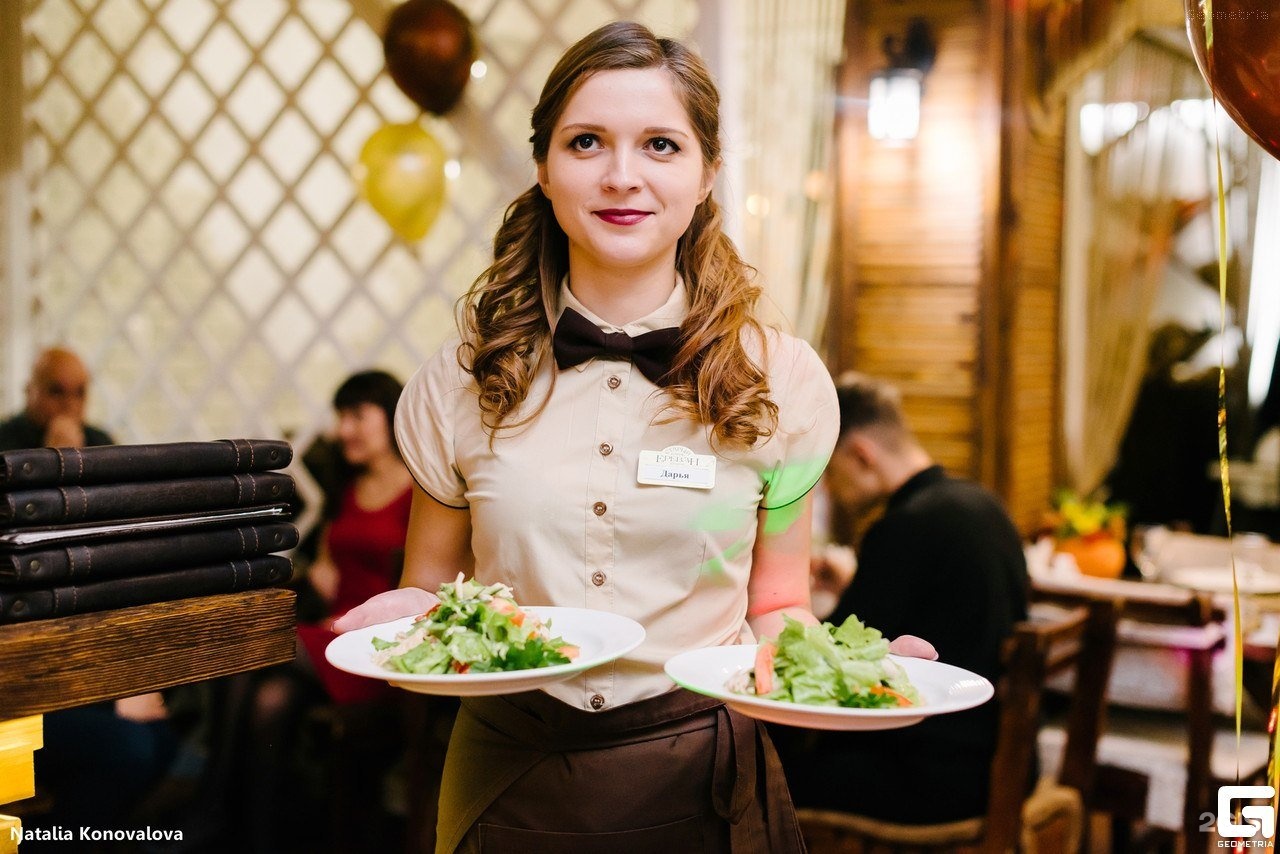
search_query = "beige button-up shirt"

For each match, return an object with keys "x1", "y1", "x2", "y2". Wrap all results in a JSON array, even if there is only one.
[{"x1": 395, "y1": 279, "x2": 838, "y2": 710}]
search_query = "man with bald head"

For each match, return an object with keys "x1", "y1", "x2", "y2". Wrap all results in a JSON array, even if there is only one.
[
  {"x1": 0, "y1": 352, "x2": 178, "y2": 834},
  {"x1": 0, "y1": 346, "x2": 113, "y2": 450}
]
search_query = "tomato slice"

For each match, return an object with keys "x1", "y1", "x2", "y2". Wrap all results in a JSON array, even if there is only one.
[
  {"x1": 869, "y1": 685, "x2": 913, "y2": 707},
  {"x1": 754, "y1": 642, "x2": 776, "y2": 695},
  {"x1": 559, "y1": 644, "x2": 580, "y2": 660}
]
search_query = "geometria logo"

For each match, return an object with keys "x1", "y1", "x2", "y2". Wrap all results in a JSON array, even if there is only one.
[{"x1": 1216, "y1": 786, "x2": 1276, "y2": 844}]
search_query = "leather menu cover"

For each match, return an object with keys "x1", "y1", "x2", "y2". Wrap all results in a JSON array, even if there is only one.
[
  {"x1": 0, "y1": 472, "x2": 295, "y2": 526},
  {"x1": 0, "y1": 504, "x2": 292, "y2": 550},
  {"x1": 0, "y1": 555, "x2": 293, "y2": 623},
  {"x1": 0, "y1": 522, "x2": 299, "y2": 587},
  {"x1": 0, "y1": 439, "x2": 293, "y2": 489}
]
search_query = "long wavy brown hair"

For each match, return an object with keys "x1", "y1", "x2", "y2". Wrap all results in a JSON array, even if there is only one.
[{"x1": 459, "y1": 20, "x2": 777, "y2": 450}]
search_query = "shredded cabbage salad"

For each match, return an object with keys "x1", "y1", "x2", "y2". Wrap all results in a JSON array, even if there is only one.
[
  {"x1": 735, "y1": 614, "x2": 920, "y2": 708},
  {"x1": 371, "y1": 576, "x2": 579, "y2": 675}
]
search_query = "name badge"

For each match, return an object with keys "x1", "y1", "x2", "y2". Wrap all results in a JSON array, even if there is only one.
[{"x1": 637, "y1": 445, "x2": 716, "y2": 489}]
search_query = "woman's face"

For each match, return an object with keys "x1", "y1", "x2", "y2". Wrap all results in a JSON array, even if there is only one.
[
  {"x1": 335, "y1": 403, "x2": 392, "y2": 467},
  {"x1": 538, "y1": 67, "x2": 716, "y2": 282}
]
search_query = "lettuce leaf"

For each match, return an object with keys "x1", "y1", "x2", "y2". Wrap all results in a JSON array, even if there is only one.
[{"x1": 752, "y1": 614, "x2": 920, "y2": 708}]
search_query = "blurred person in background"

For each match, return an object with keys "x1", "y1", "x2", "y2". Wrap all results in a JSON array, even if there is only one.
[
  {"x1": 777, "y1": 372, "x2": 1029, "y2": 823},
  {"x1": 1, "y1": 347, "x2": 178, "y2": 844},
  {"x1": 221, "y1": 369, "x2": 413, "y2": 852},
  {"x1": 0, "y1": 346, "x2": 113, "y2": 449}
]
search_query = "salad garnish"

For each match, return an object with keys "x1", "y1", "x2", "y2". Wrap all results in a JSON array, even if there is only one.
[
  {"x1": 733, "y1": 614, "x2": 919, "y2": 708},
  {"x1": 371, "y1": 575, "x2": 579, "y2": 675}
]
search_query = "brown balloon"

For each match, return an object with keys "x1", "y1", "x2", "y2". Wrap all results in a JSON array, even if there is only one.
[
  {"x1": 1186, "y1": 0, "x2": 1280, "y2": 161},
  {"x1": 383, "y1": 0, "x2": 477, "y2": 116}
]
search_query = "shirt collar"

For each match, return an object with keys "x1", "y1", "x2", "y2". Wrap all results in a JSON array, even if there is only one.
[
  {"x1": 555, "y1": 275, "x2": 689, "y2": 337},
  {"x1": 887, "y1": 464, "x2": 946, "y2": 510}
]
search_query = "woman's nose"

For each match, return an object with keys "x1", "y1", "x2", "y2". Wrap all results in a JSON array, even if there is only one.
[{"x1": 602, "y1": 151, "x2": 641, "y2": 192}]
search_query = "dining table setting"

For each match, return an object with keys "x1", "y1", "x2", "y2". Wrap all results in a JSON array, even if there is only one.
[
  {"x1": 1027, "y1": 529, "x2": 1280, "y2": 713},
  {"x1": 1027, "y1": 527, "x2": 1280, "y2": 837}
]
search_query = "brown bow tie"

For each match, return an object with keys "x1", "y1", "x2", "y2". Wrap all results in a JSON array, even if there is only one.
[{"x1": 552, "y1": 308, "x2": 681, "y2": 386}]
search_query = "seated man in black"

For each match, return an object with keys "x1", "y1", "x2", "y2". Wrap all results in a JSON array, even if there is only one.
[
  {"x1": 1, "y1": 347, "x2": 177, "y2": 835},
  {"x1": 776, "y1": 372, "x2": 1029, "y2": 823},
  {"x1": 0, "y1": 346, "x2": 113, "y2": 449}
]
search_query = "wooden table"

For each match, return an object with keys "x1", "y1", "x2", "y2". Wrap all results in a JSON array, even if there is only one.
[{"x1": 0, "y1": 589, "x2": 295, "y2": 843}]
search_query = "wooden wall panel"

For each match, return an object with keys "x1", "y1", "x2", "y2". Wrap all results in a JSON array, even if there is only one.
[
  {"x1": 831, "y1": 0, "x2": 998, "y2": 490},
  {"x1": 1001, "y1": 118, "x2": 1065, "y2": 532},
  {"x1": 830, "y1": 0, "x2": 1061, "y2": 534}
]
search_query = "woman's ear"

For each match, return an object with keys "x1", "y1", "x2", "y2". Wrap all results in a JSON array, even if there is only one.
[
  {"x1": 699, "y1": 157, "x2": 721, "y2": 203},
  {"x1": 537, "y1": 162, "x2": 550, "y2": 194}
]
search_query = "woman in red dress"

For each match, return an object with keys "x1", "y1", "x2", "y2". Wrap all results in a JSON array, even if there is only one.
[
  {"x1": 296, "y1": 370, "x2": 414, "y2": 703},
  {"x1": 238, "y1": 370, "x2": 412, "y2": 850}
]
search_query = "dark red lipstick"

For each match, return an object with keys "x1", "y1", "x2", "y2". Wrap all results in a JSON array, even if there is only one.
[{"x1": 594, "y1": 209, "x2": 650, "y2": 225}]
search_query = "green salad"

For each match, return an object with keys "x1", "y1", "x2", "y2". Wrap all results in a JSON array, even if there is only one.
[
  {"x1": 371, "y1": 576, "x2": 579, "y2": 675},
  {"x1": 738, "y1": 615, "x2": 920, "y2": 708}
]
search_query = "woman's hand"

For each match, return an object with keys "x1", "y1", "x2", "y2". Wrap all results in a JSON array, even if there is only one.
[
  {"x1": 330, "y1": 587, "x2": 440, "y2": 633},
  {"x1": 887, "y1": 635, "x2": 938, "y2": 660},
  {"x1": 307, "y1": 553, "x2": 340, "y2": 604}
]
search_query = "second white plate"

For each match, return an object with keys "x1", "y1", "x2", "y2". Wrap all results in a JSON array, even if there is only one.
[
  {"x1": 326, "y1": 606, "x2": 646, "y2": 697},
  {"x1": 665, "y1": 645, "x2": 994, "y2": 731}
]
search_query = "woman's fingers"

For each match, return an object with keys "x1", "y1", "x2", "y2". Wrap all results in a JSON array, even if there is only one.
[
  {"x1": 330, "y1": 587, "x2": 440, "y2": 633},
  {"x1": 887, "y1": 634, "x2": 938, "y2": 660}
]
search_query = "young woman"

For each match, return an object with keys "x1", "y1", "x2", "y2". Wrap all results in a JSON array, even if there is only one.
[
  {"x1": 296, "y1": 369, "x2": 414, "y2": 703},
  {"x1": 238, "y1": 370, "x2": 413, "y2": 850},
  {"x1": 336, "y1": 21, "x2": 930, "y2": 851}
]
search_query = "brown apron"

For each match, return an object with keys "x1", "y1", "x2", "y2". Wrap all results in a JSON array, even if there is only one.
[{"x1": 435, "y1": 687, "x2": 806, "y2": 853}]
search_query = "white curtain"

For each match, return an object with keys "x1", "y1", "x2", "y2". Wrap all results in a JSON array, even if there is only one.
[
  {"x1": 723, "y1": 0, "x2": 844, "y2": 342},
  {"x1": 1062, "y1": 37, "x2": 1220, "y2": 494}
]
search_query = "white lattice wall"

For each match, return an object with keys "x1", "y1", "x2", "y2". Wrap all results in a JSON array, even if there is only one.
[{"x1": 9, "y1": 0, "x2": 699, "y2": 450}]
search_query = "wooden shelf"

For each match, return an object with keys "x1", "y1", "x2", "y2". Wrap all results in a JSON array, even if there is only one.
[{"x1": 0, "y1": 589, "x2": 296, "y2": 720}]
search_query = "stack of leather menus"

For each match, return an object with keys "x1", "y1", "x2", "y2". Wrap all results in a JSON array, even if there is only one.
[{"x1": 0, "y1": 439, "x2": 299, "y2": 624}]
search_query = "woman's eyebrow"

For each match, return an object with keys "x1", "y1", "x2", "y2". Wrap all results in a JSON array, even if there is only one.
[
  {"x1": 560, "y1": 123, "x2": 607, "y2": 134},
  {"x1": 642, "y1": 127, "x2": 689, "y2": 139}
]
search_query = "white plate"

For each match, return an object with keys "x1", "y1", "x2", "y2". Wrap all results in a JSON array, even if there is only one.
[
  {"x1": 325, "y1": 606, "x2": 646, "y2": 697},
  {"x1": 1164, "y1": 564, "x2": 1280, "y2": 596},
  {"x1": 664, "y1": 645, "x2": 994, "y2": 731}
]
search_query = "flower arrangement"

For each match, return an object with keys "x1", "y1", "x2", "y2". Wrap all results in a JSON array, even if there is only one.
[
  {"x1": 1043, "y1": 491, "x2": 1128, "y2": 578},
  {"x1": 1044, "y1": 490, "x2": 1127, "y2": 541}
]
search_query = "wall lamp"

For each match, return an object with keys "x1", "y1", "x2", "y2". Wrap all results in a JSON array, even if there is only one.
[{"x1": 867, "y1": 17, "x2": 937, "y2": 143}]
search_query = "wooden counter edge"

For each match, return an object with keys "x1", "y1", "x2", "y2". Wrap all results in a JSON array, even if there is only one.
[{"x1": 0, "y1": 589, "x2": 296, "y2": 719}]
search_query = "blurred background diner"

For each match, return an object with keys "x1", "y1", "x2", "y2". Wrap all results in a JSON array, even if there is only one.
[{"x1": 3, "y1": 0, "x2": 1280, "y2": 852}]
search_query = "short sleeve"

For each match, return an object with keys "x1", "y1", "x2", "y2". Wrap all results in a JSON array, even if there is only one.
[
  {"x1": 759, "y1": 336, "x2": 839, "y2": 510},
  {"x1": 394, "y1": 341, "x2": 470, "y2": 508}
]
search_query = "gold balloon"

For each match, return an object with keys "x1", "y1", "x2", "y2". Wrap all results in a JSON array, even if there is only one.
[{"x1": 354, "y1": 123, "x2": 447, "y2": 242}]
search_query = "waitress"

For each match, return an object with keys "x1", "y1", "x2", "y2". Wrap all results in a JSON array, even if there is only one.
[{"x1": 336, "y1": 20, "x2": 930, "y2": 851}]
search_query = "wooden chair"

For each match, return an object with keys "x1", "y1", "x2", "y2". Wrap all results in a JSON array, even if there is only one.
[
  {"x1": 1032, "y1": 581, "x2": 1270, "y2": 854},
  {"x1": 797, "y1": 599, "x2": 1119, "y2": 854}
]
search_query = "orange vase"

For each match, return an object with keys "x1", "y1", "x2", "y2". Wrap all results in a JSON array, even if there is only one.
[{"x1": 1056, "y1": 535, "x2": 1126, "y2": 579}]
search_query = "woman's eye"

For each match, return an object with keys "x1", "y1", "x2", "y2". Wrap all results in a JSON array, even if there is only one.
[
  {"x1": 570, "y1": 134, "x2": 598, "y2": 151},
  {"x1": 649, "y1": 137, "x2": 680, "y2": 154}
]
